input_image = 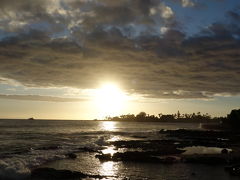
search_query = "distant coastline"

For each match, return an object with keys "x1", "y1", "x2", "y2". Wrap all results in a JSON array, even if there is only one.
[
  {"x1": 103, "y1": 109, "x2": 240, "y2": 131},
  {"x1": 104, "y1": 111, "x2": 224, "y2": 123}
]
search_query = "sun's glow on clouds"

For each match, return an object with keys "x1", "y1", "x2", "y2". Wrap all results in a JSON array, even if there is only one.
[{"x1": 0, "y1": 0, "x2": 239, "y2": 119}]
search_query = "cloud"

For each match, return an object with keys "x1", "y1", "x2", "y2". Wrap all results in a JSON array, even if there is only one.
[
  {"x1": 228, "y1": 11, "x2": 240, "y2": 20},
  {"x1": 150, "y1": 3, "x2": 174, "y2": 19},
  {"x1": 0, "y1": 0, "x2": 57, "y2": 31},
  {"x1": 0, "y1": 0, "x2": 239, "y2": 100},
  {"x1": 0, "y1": 94, "x2": 87, "y2": 102},
  {"x1": 0, "y1": 0, "x2": 175, "y2": 34},
  {"x1": 170, "y1": 0, "x2": 197, "y2": 8},
  {"x1": 160, "y1": 26, "x2": 169, "y2": 34},
  {"x1": 0, "y1": 26, "x2": 239, "y2": 99},
  {"x1": 159, "y1": 4, "x2": 174, "y2": 19},
  {"x1": 181, "y1": 0, "x2": 195, "y2": 7}
]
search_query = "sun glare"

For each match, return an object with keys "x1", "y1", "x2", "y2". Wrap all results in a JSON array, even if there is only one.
[{"x1": 94, "y1": 83, "x2": 127, "y2": 118}]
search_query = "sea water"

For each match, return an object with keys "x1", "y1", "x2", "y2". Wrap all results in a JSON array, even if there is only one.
[{"x1": 0, "y1": 120, "x2": 237, "y2": 179}]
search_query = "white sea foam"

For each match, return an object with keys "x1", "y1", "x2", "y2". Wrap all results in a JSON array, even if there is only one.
[
  {"x1": 0, "y1": 159, "x2": 30, "y2": 179},
  {"x1": 0, "y1": 149, "x2": 69, "y2": 179}
]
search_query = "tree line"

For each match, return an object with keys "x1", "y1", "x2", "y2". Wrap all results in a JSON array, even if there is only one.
[
  {"x1": 105, "y1": 111, "x2": 221, "y2": 122},
  {"x1": 104, "y1": 109, "x2": 240, "y2": 130}
]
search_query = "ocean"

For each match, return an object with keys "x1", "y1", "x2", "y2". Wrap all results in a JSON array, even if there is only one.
[{"x1": 0, "y1": 120, "x2": 237, "y2": 180}]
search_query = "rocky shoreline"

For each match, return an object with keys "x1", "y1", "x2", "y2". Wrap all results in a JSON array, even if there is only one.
[
  {"x1": 30, "y1": 168, "x2": 114, "y2": 180},
  {"x1": 28, "y1": 129, "x2": 240, "y2": 179}
]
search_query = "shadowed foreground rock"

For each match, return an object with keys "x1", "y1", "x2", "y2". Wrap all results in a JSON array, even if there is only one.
[
  {"x1": 225, "y1": 165, "x2": 240, "y2": 176},
  {"x1": 31, "y1": 168, "x2": 108, "y2": 180},
  {"x1": 183, "y1": 155, "x2": 228, "y2": 164},
  {"x1": 66, "y1": 153, "x2": 77, "y2": 159},
  {"x1": 31, "y1": 168, "x2": 87, "y2": 179}
]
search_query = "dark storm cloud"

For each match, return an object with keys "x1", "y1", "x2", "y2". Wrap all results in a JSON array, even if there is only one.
[
  {"x1": 0, "y1": 0, "x2": 239, "y2": 99},
  {"x1": 0, "y1": 94, "x2": 86, "y2": 102},
  {"x1": 228, "y1": 11, "x2": 240, "y2": 21},
  {"x1": 0, "y1": 0, "x2": 174, "y2": 33}
]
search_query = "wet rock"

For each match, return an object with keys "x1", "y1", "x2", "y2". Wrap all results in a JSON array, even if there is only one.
[
  {"x1": 191, "y1": 172, "x2": 196, "y2": 176},
  {"x1": 66, "y1": 153, "x2": 77, "y2": 159},
  {"x1": 221, "y1": 149, "x2": 228, "y2": 154},
  {"x1": 112, "y1": 151, "x2": 160, "y2": 163},
  {"x1": 31, "y1": 168, "x2": 109, "y2": 179},
  {"x1": 95, "y1": 153, "x2": 112, "y2": 161},
  {"x1": 225, "y1": 165, "x2": 240, "y2": 176},
  {"x1": 158, "y1": 129, "x2": 240, "y2": 149},
  {"x1": 37, "y1": 145, "x2": 60, "y2": 150},
  {"x1": 228, "y1": 155, "x2": 240, "y2": 164},
  {"x1": 96, "y1": 151, "x2": 182, "y2": 163},
  {"x1": 159, "y1": 129, "x2": 240, "y2": 144},
  {"x1": 78, "y1": 147, "x2": 97, "y2": 152},
  {"x1": 95, "y1": 129, "x2": 240, "y2": 165},
  {"x1": 111, "y1": 140, "x2": 185, "y2": 155},
  {"x1": 159, "y1": 129, "x2": 167, "y2": 132},
  {"x1": 158, "y1": 156, "x2": 180, "y2": 164},
  {"x1": 131, "y1": 135, "x2": 147, "y2": 139},
  {"x1": 184, "y1": 155, "x2": 227, "y2": 164},
  {"x1": 31, "y1": 168, "x2": 87, "y2": 179}
]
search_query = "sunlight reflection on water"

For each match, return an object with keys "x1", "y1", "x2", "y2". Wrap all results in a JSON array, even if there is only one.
[
  {"x1": 102, "y1": 146, "x2": 117, "y2": 156},
  {"x1": 100, "y1": 161, "x2": 119, "y2": 177},
  {"x1": 101, "y1": 121, "x2": 117, "y2": 131},
  {"x1": 107, "y1": 136, "x2": 121, "y2": 142}
]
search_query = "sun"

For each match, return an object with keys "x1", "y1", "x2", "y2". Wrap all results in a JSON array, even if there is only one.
[{"x1": 94, "y1": 83, "x2": 127, "y2": 119}]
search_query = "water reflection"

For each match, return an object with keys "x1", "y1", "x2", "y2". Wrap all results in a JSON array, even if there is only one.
[
  {"x1": 100, "y1": 161, "x2": 119, "y2": 177},
  {"x1": 101, "y1": 121, "x2": 117, "y2": 131},
  {"x1": 102, "y1": 146, "x2": 117, "y2": 156},
  {"x1": 107, "y1": 136, "x2": 121, "y2": 142}
]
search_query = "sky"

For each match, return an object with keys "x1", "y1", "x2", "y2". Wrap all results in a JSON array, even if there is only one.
[{"x1": 0, "y1": 0, "x2": 240, "y2": 120}]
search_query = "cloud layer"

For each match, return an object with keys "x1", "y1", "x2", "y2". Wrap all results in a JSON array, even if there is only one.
[
  {"x1": 0, "y1": 0, "x2": 239, "y2": 99},
  {"x1": 0, "y1": 94, "x2": 86, "y2": 102}
]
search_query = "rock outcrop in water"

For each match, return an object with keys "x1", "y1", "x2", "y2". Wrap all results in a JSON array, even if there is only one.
[
  {"x1": 96, "y1": 151, "x2": 181, "y2": 163},
  {"x1": 94, "y1": 128, "x2": 240, "y2": 177},
  {"x1": 225, "y1": 165, "x2": 240, "y2": 176},
  {"x1": 31, "y1": 168, "x2": 110, "y2": 180},
  {"x1": 31, "y1": 168, "x2": 87, "y2": 179},
  {"x1": 66, "y1": 153, "x2": 77, "y2": 159}
]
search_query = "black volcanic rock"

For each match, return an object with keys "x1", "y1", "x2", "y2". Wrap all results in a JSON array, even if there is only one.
[
  {"x1": 184, "y1": 155, "x2": 227, "y2": 164},
  {"x1": 37, "y1": 145, "x2": 60, "y2": 150},
  {"x1": 95, "y1": 153, "x2": 112, "y2": 161},
  {"x1": 31, "y1": 168, "x2": 87, "y2": 179},
  {"x1": 66, "y1": 153, "x2": 77, "y2": 159},
  {"x1": 96, "y1": 151, "x2": 183, "y2": 163},
  {"x1": 111, "y1": 140, "x2": 184, "y2": 154},
  {"x1": 221, "y1": 148, "x2": 228, "y2": 154},
  {"x1": 31, "y1": 168, "x2": 109, "y2": 179},
  {"x1": 78, "y1": 147, "x2": 98, "y2": 152},
  {"x1": 225, "y1": 165, "x2": 240, "y2": 176}
]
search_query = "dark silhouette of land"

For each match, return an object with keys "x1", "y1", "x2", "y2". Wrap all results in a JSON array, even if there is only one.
[
  {"x1": 105, "y1": 109, "x2": 240, "y2": 131},
  {"x1": 105, "y1": 110, "x2": 226, "y2": 123}
]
